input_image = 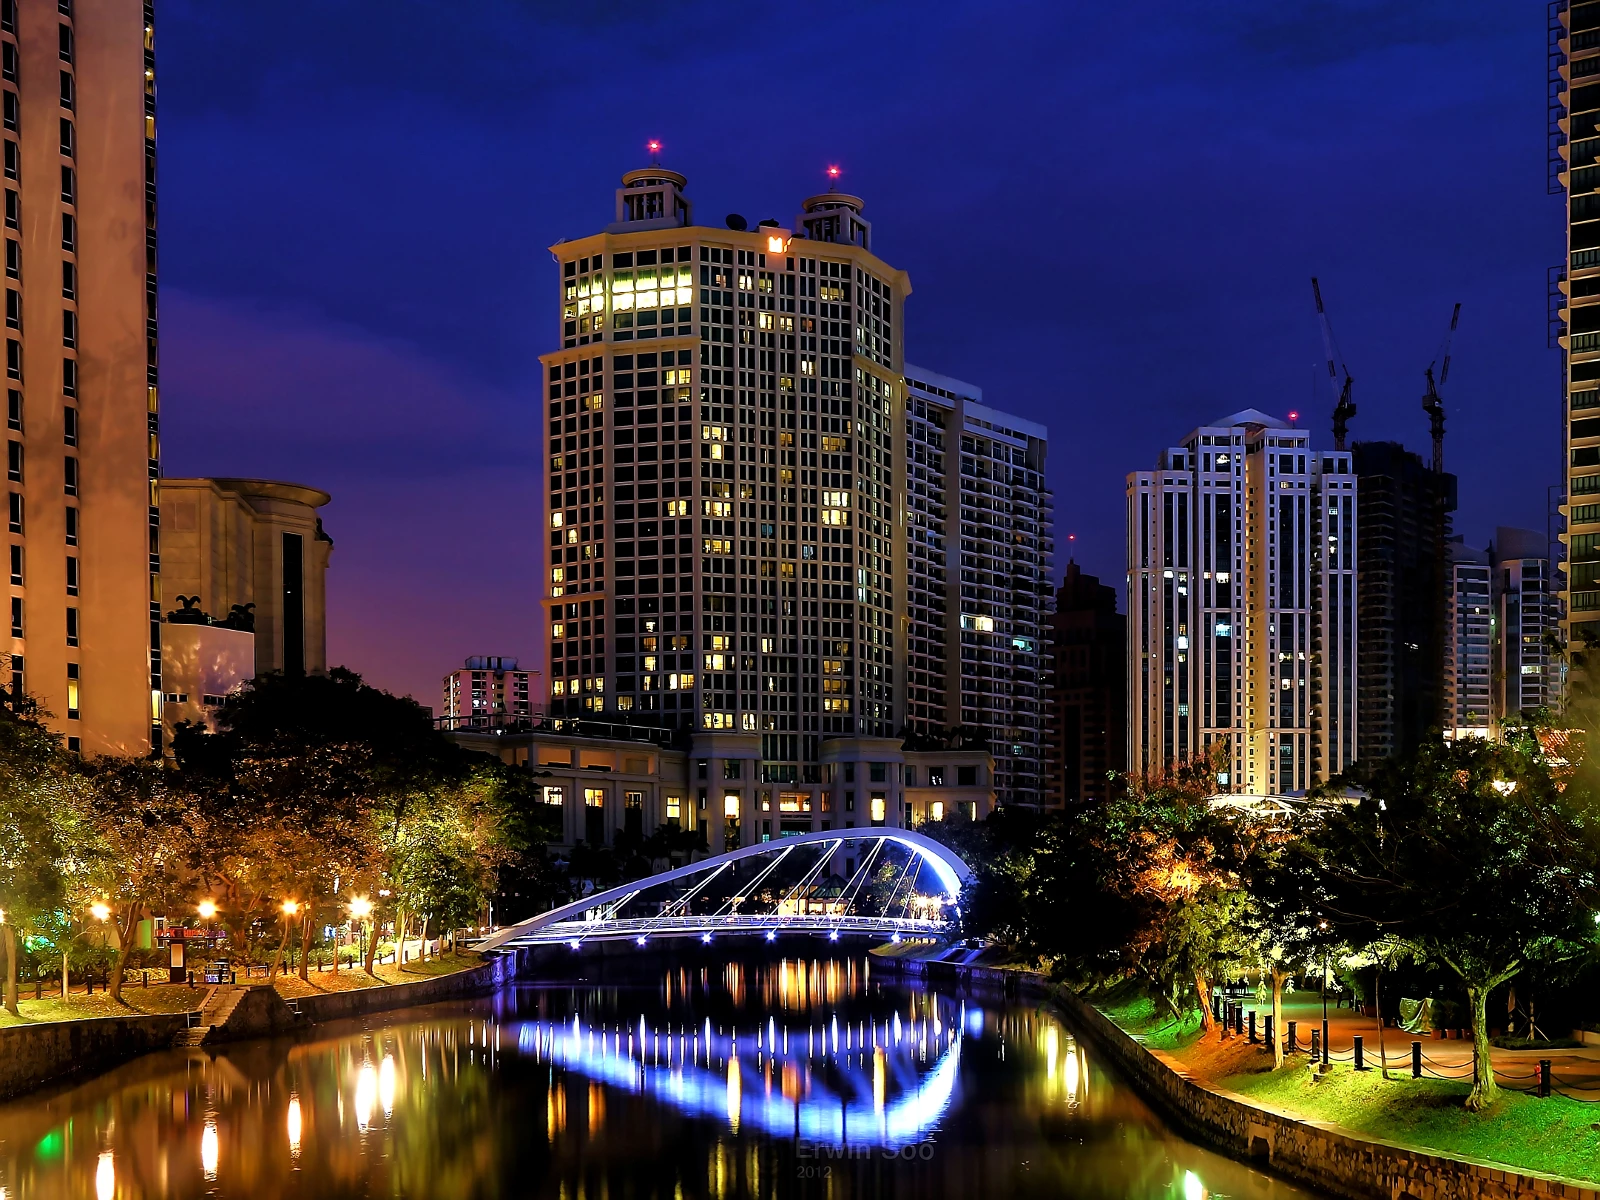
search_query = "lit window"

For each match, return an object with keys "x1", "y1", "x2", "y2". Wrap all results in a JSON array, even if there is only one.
[{"x1": 542, "y1": 785, "x2": 564, "y2": 806}]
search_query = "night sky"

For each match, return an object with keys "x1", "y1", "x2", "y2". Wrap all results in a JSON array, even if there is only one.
[{"x1": 155, "y1": 1, "x2": 1557, "y2": 708}]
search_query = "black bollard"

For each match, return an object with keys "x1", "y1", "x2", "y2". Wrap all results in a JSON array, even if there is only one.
[
  {"x1": 1353, "y1": 1034, "x2": 1365, "y2": 1071},
  {"x1": 1234, "y1": 1004, "x2": 1244, "y2": 1036},
  {"x1": 1310, "y1": 1029, "x2": 1320, "y2": 1061},
  {"x1": 1264, "y1": 1014, "x2": 1274, "y2": 1048},
  {"x1": 1248, "y1": 1011, "x2": 1257, "y2": 1044},
  {"x1": 1412, "y1": 1041, "x2": 1422, "y2": 1079},
  {"x1": 1287, "y1": 1021, "x2": 1297, "y2": 1054},
  {"x1": 1540, "y1": 1059, "x2": 1552, "y2": 1099}
]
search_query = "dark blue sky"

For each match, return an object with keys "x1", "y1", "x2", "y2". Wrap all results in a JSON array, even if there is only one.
[{"x1": 155, "y1": 0, "x2": 1557, "y2": 706}]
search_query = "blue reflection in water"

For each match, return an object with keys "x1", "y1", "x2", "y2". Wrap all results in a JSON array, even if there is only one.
[{"x1": 512, "y1": 1003, "x2": 962, "y2": 1148}]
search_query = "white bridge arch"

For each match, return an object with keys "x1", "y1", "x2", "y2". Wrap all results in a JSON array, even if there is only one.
[{"x1": 479, "y1": 828, "x2": 973, "y2": 951}]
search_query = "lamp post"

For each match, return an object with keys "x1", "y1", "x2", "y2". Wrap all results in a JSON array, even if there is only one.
[
  {"x1": 1319, "y1": 920, "x2": 1331, "y2": 1068},
  {"x1": 349, "y1": 896, "x2": 373, "y2": 973},
  {"x1": 277, "y1": 900, "x2": 300, "y2": 979}
]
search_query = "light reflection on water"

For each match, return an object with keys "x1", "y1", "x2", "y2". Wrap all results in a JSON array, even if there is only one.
[{"x1": 0, "y1": 957, "x2": 1325, "y2": 1199}]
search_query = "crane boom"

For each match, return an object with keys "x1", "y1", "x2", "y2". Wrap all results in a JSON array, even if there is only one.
[
  {"x1": 1311, "y1": 277, "x2": 1356, "y2": 450},
  {"x1": 1421, "y1": 302, "x2": 1461, "y2": 473}
]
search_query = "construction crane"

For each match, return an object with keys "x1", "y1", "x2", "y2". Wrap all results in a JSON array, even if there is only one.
[
  {"x1": 1421, "y1": 302, "x2": 1461, "y2": 473},
  {"x1": 1311, "y1": 277, "x2": 1356, "y2": 450}
]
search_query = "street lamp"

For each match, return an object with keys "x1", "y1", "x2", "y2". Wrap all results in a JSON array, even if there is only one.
[
  {"x1": 90, "y1": 902, "x2": 110, "y2": 923},
  {"x1": 1319, "y1": 919, "x2": 1331, "y2": 1069},
  {"x1": 279, "y1": 900, "x2": 300, "y2": 975},
  {"x1": 348, "y1": 896, "x2": 373, "y2": 971},
  {"x1": 197, "y1": 900, "x2": 218, "y2": 920}
]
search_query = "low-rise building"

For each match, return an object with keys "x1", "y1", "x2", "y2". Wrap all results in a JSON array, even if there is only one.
[{"x1": 449, "y1": 717, "x2": 994, "y2": 851}]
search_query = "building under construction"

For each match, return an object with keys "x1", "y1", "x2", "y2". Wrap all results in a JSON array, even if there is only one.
[{"x1": 1350, "y1": 442, "x2": 1457, "y2": 760}]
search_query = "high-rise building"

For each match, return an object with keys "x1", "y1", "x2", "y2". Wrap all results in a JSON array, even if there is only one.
[
  {"x1": 1445, "y1": 537, "x2": 1492, "y2": 740},
  {"x1": 1489, "y1": 526, "x2": 1561, "y2": 725},
  {"x1": 902, "y1": 367, "x2": 1051, "y2": 807},
  {"x1": 442, "y1": 655, "x2": 533, "y2": 730},
  {"x1": 1559, "y1": 4, "x2": 1600, "y2": 661},
  {"x1": 1128, "y1": 410, "x2": 1357, "y2": 795},
  {"x1": 1350, "y1": 441, "x2": 1456, "y2": 760},
  {"x1": 3, "y1": 0, "x2": 158, "y2": 753},
  {"x1": 540, "y1": 162, "x2": 945, "y2": 847},
  {"x1": 1046, "y1": 560, "x2": 1125, "y2": 808}
]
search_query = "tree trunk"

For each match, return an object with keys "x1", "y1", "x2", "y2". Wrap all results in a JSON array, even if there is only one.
[
  {"x1": 396, "y1": 908, "x2": 407, "y2": 969},
  {"x1": 1271, "y1": 965, "x2": 1286, "y2": 1068},
  {"x1": 61, "y1": 949, "x2": 69, "y2": 1000},
  {"x1": 332, "y1": 926, "x2": 340, "y2": 974},
  {"x1": 419, "y1": 916, "x2": 430, "y2": 963},
  {"x1": 364, "y1": 921, "x2": 379, "y2": 976},
  {"x1": 1195, "y1": 971, "x2": 1215, "y2": 1034},
  {"x1": 268, "y1": 918, "x2": 292, "y2": 982},
  {"x1": 108, "y1": 905, "x2": 142, "y2": 1005},
  {"x1": 298, "y1": 914, "x2": 312, "y2": 982},
  {"x1": 1466, "y1": 982, "x2": 1499, "y2": 1111},
  {"x1": 1, "y1": 923, "x2": 17, "y2": 1017},
  {"x1": 1374, "y1": 960, "x2": 1388, "y2": 1079}
]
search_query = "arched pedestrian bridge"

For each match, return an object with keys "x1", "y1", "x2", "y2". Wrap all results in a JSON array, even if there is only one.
[{"x1": 478, "y1": 828, "x2": 972, "y2": 952}]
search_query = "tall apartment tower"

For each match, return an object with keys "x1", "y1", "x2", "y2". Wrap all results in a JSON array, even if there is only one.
[
  {"x1": 1046, "y1": 560, "x2": 1125, "y2": 808},
  {"x1": 3, "y1": 0, "x2": 157, "y2": 754},
  {"x1": 1445, "y1": 537, "x2": 1492, "y2": 739},
  {"x1": 543, "y1": 161, "x2": 940, "y2": 847},
  {"x1": 1489, "y1": 526, "x2": 1561, "y2": 725},
  {"x1": 1350, "y1": 441, "x2": 1456, "y2": 760},
  {"x1": 902, "y1": 367, "x2": 1051, "y2": 807},
  {"x1": 1128, "y1": 411, "x2": 1357, "y2": 795},
  {"x1": 1559, "y1": 3, "x2": 1600, "y2": 658}
]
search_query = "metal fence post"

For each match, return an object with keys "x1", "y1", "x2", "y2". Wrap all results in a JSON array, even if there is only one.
[
  {"x1": 1310, "y1": 1028, "x2": 1320, "y2": 1061},
  {"x1": 1264, "y1": 1014, "x2": 1274, "y2": 1049},
  {"x1": 1353, "y1": 1034, "x2": 1365, "y2": 1071},
  {"x1": 1540, "y1": 1059, "x2": 1552, "y2": 1099},
  {"x1": 1248, "y1": 1011, "x2": 1257, "y2": 1044},
  {"x1": 1287, "y1": 1020, "x2": 1297, "y2": 1054},
  {"x1": 1411, "y1": 1041, "x2": 1421, "y2": 1079},
  {"x1": 1234, "y1": 1004, "x2": 1244, "y2": 1036}
]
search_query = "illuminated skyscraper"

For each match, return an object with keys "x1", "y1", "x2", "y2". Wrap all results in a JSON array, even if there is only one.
[
  {"x1": 903, "y1": 367, "x2": 1051, "y2": 807},
  {"x1": 538, "y1": 162, "x2": 1001, "y2": 846},
  {"x1": 1128, "y1": 411, "x2": 1357, "y2": 794},
  {"x1": 4, "y1": 0, "x2": 159, "y2": 753}
]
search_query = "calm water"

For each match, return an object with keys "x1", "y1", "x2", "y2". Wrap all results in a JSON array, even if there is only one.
[{"x1": 0, "y1": 957, "x2": 1323, "y2": 1199}]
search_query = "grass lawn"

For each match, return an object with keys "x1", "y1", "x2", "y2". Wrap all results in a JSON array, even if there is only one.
[
  {"x1": 0, "y1": 983, "x2": 203, "y2": 1028},
  {"x1": 1220, "y1": 1058, "x2": 1600, "y2": 1186},
  {"x1": 1097, "y1": 997, "x2": 1600, "y2": 1186},
  {"x1": 271, "y1": 950, "x2": 483, "y2": 1000}
]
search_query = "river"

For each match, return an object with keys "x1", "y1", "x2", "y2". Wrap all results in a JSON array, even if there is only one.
[{"x1": 0, "y1": 956, "x2": 1323, "y2": 1198}]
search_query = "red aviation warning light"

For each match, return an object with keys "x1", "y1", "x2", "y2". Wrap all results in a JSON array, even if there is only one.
[
  {"x1": 647, "y1": 139, "x2": 662, "y2": 163},
  {"x1": 826, "y1": 164, "x2": 841, "y2": 181}
]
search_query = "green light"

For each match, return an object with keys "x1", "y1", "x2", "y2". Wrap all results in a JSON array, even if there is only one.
[{"x1": 35, "y1": 1127, "x2": 63, "y2": 1160}]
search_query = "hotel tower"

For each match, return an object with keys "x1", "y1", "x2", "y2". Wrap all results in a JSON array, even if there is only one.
[{"x1": 4, "y1": 0, "x2": 159, "y2": 754}]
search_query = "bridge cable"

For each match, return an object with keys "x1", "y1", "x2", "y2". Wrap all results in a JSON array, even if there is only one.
[
  {"x1": 773, "y1": 840, "x2": 844, "y2": 930},
  {"x1": 829, "y1": 836, "x2": 888, "y2": 938}
]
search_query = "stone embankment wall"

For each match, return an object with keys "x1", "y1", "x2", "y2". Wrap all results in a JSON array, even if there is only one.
[
  {"x1": 0, "y1": 1012, "x2": 189, "y2": 1102},
  {"x1": 879, "y1": 957, "x2": 1598, "y2": 1200},
  {"x1": 0, "y1": 956, "x2": 514, "y2": 1102},
  {"x1": 288, "y1": 957, "x2": 510, "y2": 1026}
]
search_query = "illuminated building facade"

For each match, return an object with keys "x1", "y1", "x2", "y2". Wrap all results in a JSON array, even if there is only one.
[
  {"x1": 541, "y1": 161, "x2": 984, "y2": 843},
  {"x1": 1560, "y1": 2, "x2": 1600, "y2": 662},
  {"x1": 903, "y1": 367, "x2": 1051, "y2": 807},
  {"x1": 442, "y1": 655, "x2": 533, "y2": 730},
  {"x1": 1445, "y1": 537, "x2": 1492, "y2": 739},
  {"x1": 1128, "y1": 410, "x2": 1357, "y2": 794},
  {"x1": 4, "y1": 0, "x2": 159, "y2": 753},
  {"x1": 1489, "y1": 526, "x2": 1561, "y2": 727}
]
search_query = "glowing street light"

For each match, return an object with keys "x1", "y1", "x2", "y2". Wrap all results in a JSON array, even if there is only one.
[
  {"x1": 90, "y1": 902, "x2": 110, "y2": 923},
  {"x1": 281, "y1": 900, "x2": 300, "y2": 917},
  {"x1": 197, "y1": 900, "x2": 218, "y2": 920},
  {"x1": 348, "y1": 896, "x2": 373, "y2": 920}
]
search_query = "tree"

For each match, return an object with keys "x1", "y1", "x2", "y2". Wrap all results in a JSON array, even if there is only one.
[
  {"x1": 0, "y1": 694, "x2": 70, "y2": 1015},
  {"x1": 1306, "y1": 739, "x2": 1600, "y2": 1109},
  {"x1": 78, "y1": 759, "x2": 195, "y2": 1002}
]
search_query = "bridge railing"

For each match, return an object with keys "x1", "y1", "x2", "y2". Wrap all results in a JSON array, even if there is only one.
[{"x1": 499, "y1": 913, "x2": 953, "y2": 947}]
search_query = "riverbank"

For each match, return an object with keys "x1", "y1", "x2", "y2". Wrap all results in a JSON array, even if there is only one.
[
  {"x1": 1065, "y1": 986, "x2": 1600, "y2": 1200},
  {"x1": 1102, "y1": 992, "x2": 1600, "y2": 1188},
  {"x1": 0, "y1": 951, "x2": 501, "y2": 1101}
]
